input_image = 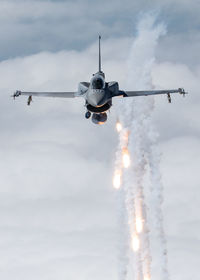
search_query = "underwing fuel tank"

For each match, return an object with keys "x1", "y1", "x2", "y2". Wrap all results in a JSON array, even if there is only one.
[{"x1": 92, "y1": 113, "x2": 107, "y2": 125}]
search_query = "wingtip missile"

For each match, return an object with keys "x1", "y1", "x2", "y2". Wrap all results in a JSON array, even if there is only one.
[
  {"x1": 12, "y1": 90, "x2": 21, "y2": 99},
  {"x1": 178, "y1": 88, "x2": 188, "y2": 96}
]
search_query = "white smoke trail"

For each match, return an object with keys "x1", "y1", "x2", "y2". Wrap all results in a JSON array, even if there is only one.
[
  {"x1": 115, "y1": 13, "x2": 169, "y2": 280},
  {"x1": 116, "y1": 186, "x2": 130, "y2": 280},
  {"x1": 147, "y1": 128, "x2": 170, "y2": 280},
  {"x1": 114, "y1": 130, "x2": 130, "y2": 280},
  {"x1": 128, "y1": 116, "x2": 151, "y2": 280}
]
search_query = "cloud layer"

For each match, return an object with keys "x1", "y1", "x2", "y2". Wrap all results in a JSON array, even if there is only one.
[
  {"x1": 0, "y1": 0, "x2": 199, "y2": 61},
  {"x1": 0, "y1": 7, "x2": 199, "y2": 280}
]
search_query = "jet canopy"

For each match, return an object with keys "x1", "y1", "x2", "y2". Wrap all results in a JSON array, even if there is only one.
[{"x1": 91, "y1": 75, "x2": 105, "y2": 90}]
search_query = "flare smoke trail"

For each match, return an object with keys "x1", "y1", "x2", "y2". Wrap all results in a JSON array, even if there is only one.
[
  {"x1": 147, "y1": 133, "x2": 170, "y2": 280},
  {"x1": 114, "y1": 130, "x2": 130, "y2": 280},
  {"x1": 114, "y1": 14, "x2": 169, "y2": 280}
]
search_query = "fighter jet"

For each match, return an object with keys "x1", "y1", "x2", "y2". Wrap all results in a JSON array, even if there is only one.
[{"x1": 13, "y1": 36, "x2": 186, "y2": 125}]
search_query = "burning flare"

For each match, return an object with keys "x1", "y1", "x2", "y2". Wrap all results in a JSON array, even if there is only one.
[
  {"x1": 113, "y1": 170, "x2": 122, "y2": 189},
  {"x1": 132, "y1": 234, "x2": 140, "y2": 252},
  {"x1": 116, "y1": 121, "x2": 122, "y2": 132},
  {"x1": 122, "y1": 147, "x2": 131, "y2": 168},
  {"x1": 144, "y1": 275, "x2": 150, "y2": 280},
  {"x1": 136, "y1": 217, "x2": 144, "y2": 233}
]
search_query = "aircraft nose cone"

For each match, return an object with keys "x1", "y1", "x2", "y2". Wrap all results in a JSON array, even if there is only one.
[
  {"x1": 89, "y1": 92, "x2": 105, "y2": 107},
  {"x1": 93, "y1": 98, "x2": 102, "y2": 106}
]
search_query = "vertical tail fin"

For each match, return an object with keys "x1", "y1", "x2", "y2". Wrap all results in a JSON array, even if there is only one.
[{"x1": 99, "y1": 35, "x2": 101, "y2": 72}]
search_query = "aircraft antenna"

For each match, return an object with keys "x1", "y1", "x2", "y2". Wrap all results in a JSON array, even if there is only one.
[{"x1": 99, "y1": 35, "x2": 102, "y2": 72}]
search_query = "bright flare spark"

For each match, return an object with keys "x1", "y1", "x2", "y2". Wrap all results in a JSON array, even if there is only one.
[
  {"x1": 122, "y1": 148, "x2": 131, "y2": 168},
  {"x1": 144, "y1": 276, "x2": 150, "y2": 280},
  {"x1": 116, "y1": 121, "x2": 122, "y2": 132},
  {"x1": 136, "y1": 217, "x2": 144, "y2": 233},
  {"x1": 113, "y1": 170, "x2": 121, "y2": 189},
  {"x1": 123, "y1": 130, "x2": 129, "y2": 144},
  {"x1": 132, "y1": 234, "x2": 140, "y2": 252}
]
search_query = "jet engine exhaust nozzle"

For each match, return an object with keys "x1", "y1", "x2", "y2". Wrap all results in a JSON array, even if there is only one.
[{"x1": 92, "y1": 113, "x2": 107, "y2": 125}]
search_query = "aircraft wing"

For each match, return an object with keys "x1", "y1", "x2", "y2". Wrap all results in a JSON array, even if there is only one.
[
  {"x1": 122, "y1": 88, "x2": 186, "y2": 97},
  {"x1": 13, "y1": 90, "x2": 75, "y2": 98}
]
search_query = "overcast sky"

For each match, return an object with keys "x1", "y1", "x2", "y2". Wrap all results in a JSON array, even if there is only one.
[
  {"x1": 0, "y1": 0, "x2": 199, "y2": 61},
  {"x1": 0, "y1": 1, "x2": 199, "y2": 280}
]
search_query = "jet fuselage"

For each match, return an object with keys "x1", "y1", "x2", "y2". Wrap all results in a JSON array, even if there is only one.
[{"x1": 78, "y1": 72, "x2": 119, "y2": 124}]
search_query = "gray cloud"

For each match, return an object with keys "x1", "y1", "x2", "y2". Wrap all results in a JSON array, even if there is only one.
[{"x1": 0, "y1": 0, "x2": 199, "y2": 60}]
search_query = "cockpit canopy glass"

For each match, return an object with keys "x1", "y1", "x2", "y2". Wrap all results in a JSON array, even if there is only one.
[{"x1": 92, "y1": 76, "x2": 104, "y2": 89}]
